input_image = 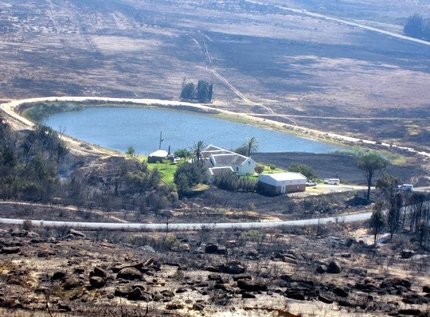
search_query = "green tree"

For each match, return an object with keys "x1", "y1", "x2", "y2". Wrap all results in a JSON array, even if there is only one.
[
  {"x1": 254, "y1": 165, "x2": 264, "y2": 174},
  {"x1": 404, "y1": 13, "x2": 424, "y2": 38},
  {"x1": 173, "y1": 161, "x2": 208, "y2": 197},
  {"x1": 288, "y1": 163, "x2": 316, "y2": 179},
  {"x1": 196, "y1": 80, "x2": 213, "y2": 103},
  {"x1": 180, "y1": 80, "x2": 213, "y2": 102},
  {"x1": 369, "y1": 202, "x2": 386, "y2": 245},
  {"x1": 126, "y1": 146, "x2": 136, "y2": 158},
  {"x1": 246, "y1": 137, "x2": 258, "y2": 157},
  {"x1": 357, "y1": 153, "x2": 388, "y2": 201},
  {"x1": 174, "y1": 148, "x2": 191, "y2": 159},
  {"x1": 180, "y1": 82, "x2": 196, "y2": 100},
  {"x1": 212, "y1": 171, "x2": 257, "y2": 192},
  {"x1": 191, "y1": 140, "x2": 206, "y2": 162}
]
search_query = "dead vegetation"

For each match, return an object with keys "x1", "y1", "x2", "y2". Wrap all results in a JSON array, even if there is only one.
[{"x1": 0, "y1": 220, "x2": 429, "y2": 317}]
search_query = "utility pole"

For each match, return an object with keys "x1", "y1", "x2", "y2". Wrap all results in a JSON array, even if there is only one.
[{"x1": 159, "y1": 131, "x2": 164, "y2": 150}]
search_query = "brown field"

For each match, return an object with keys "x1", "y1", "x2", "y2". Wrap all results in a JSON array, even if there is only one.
[{"x1": 1, "y1": 0, "x2": 430, "y2": 151}]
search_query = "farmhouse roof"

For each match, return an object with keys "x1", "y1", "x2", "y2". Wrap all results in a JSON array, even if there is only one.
[
  {"x1": 202, "y1": 145, "x2": 231, "y2": 157},
  {"x1": 208, "y1": 166, "x2": 234, "y2": 176},
  {"x1": 211, "y1": 153, "x2": 248, "y2": 166}
]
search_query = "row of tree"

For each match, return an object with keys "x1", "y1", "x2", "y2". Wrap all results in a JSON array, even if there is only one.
[{"x1": 180, "y1": 80, "x2": 213, "y2": 103}]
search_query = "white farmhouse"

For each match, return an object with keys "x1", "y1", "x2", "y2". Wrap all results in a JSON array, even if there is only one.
[
  {"x1": 257, "y1": 172, "x2": 307, "y2": 195},
  {"x1": 202, "y1": 145, "x2": 257, "y2": 176}
]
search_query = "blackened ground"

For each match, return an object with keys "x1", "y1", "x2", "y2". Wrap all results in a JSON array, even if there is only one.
[{"x1": 252, "y1": 152, "x2": 429, "y2": 186}]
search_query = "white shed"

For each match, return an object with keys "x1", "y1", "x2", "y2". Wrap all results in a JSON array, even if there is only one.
[
  {"x1": 258, "y1": 172, "x2": 307, "y2": 195},
  {"x1": 148, "y1": 149, "x2": 168, "y2": 163}
]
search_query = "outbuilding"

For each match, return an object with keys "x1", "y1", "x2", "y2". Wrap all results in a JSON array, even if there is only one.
[
  {"x1": 147, "y1": 149, "x2": 169, "y2": 163},
  {"x1": 257, "y1": 172, "x2": 307, "y2": 196}
]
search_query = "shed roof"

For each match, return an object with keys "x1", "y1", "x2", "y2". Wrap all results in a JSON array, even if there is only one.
[
  {"x1": 148, "y1": 150, "x2": 168, "y2": 157},
  {"x1": 260, "y1": 172, "x2": 306, "y2": 181}
]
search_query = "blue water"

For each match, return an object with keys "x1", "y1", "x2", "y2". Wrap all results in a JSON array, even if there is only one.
[{"x1": 44, "y1": 107, "x2": 342, "y2": 155}]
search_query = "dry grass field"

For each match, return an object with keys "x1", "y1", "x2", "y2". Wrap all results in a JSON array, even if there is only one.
[{"x1": 1, "y1": 0, "x2": 430, "y2": 150}]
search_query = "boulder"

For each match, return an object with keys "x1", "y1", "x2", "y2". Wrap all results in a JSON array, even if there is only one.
[
  {"x1": 192, "y1": 302, "x2": 205, "y2": 311},
  {"x1": 208, "y1": 274, "x2": 223, "y2": 281},
  {"x1": 112, "y1": 262, "x2": 145, "y2": 273},
  {"x1": 333, "y1": 287, "x2": 349, "y2": 298},
  {"x1": 246, "y1": 249, "x2": 259, "y2": 258},
  {"x1": 63, "y1": 278, "x2": 81, "y2": 290},
  {"x1": 327, "y1": 260, "x2": 342, "y2": 274},
  {"x1": 58, "y1": 303, "x2": 72, "y2": 312},
  {"x1": 205, "y1": 244, "x2": 219, "y2": 254},
  {"x1": 380, "y1": 278, "x2": 412, "y2": 289},
  {"x1": 1, "y1": 246, "x2": 20, "y2": 254},
  {"x1": 398, "y1": 309, "x2": 423, "y2": 316},
  {"x1": 114, "y1": 285, "x2": 134, "y2": 297},
  {"x1": 402, "y1": 294, "x2": 429, "y2": 305},
  {"x1": 318, "y1": 294, "x2": 334, "y2": 304},
  {"x1": 315, "y1": 264, "x2": 327, "y2": 274},
  {"x1": 205, "y1": 266, "x2": 220, "y2": 273},
  {"x1": 179, "y1": 244, "x2": 190, "y2": 252},
  {"x1": 69, "y1": 229, "x2": 86, "y2": 238},
  {"x1": 237, "y1": 279, "x2": 268, "y2": 292},
  {"x1": 218, "y1": 261, "x2": 246, "y2": 275},
  {"x1": 401, "y1": 249, "x2": 415, "y2": 259},
  {"x1": 51, "y1": 271, "x2": 67, "y2": 281},
  {"x1": 354, "y1": 283, "x2": 379, "y2": 293},
  {"x1": 160, "y1": 289, "x2": 175, "y2": 298},
  {"x1": 166, "y1": 302, "x2": 185, "y2": 310},
  {"x1": 37, "y1": 249, "x2": 55, "y2": 257},
  {"x1": 232, "y1": 273, "x2": 252, "y2": 281},
  {"x1": 242, "y1": 292, "x2": 256, "y2": 298},
  {"x1": 90, "y1": 267, "x2": 108, "y2": 279},
  {"x1": 89, "y1": 276, "x2": 105, "y2": 288},
  {"x1": 127, "y1": 288, "x2": 150, "y2": 301},
  {"x1": 286, "y1": 289, "x2": 305, "y2": 300},
  {"x1": 225, "y1": 240, "x2": 237, "y2": 248},
  {"x1": 217, "y1": 247, "x2": 228, "y2": 255},
  {"x1": 117, "y1": 267, "x2": 144, "y2": 281}
]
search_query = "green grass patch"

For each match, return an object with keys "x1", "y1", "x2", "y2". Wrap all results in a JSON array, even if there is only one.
[{"x1": 147, "y1": 159, "x2": 182, "y2": 185}]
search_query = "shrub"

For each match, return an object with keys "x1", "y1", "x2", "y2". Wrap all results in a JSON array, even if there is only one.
[
  {"x1": 254, "y1": 165, "x2": 264, "y2": 174},
  {"x1": 22, "y1": 220, "x2": 33, "y2": 231}
]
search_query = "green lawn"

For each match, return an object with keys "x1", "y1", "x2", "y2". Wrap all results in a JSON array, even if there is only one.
[{"x1": 146, "y1": 159, "x2": 184, "y2": 185}]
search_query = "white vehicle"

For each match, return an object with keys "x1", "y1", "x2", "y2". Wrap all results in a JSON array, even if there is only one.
[
  {"x1": 324, "y1": 178, "x2": 340, "y2": 185},
  {"x1": 398, "y1": 184, "x2": 413, "y2": 191}
]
